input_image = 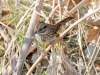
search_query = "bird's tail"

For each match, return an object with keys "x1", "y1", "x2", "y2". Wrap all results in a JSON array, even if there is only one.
[{"x1": 55, "y1": 17, "x2": 73, "y2": 27}]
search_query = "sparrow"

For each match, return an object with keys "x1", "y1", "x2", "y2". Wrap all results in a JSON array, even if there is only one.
[{"x1": 35, "y1": 16, "x2": 73, "y2": 45}]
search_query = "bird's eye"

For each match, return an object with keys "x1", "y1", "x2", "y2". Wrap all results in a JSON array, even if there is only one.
[{"x1": 38, "y1": 25, "x2": 47, "y2": 33}]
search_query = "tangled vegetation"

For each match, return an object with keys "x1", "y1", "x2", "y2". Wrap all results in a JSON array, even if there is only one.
[{"x1": 0, "y1": 0, "x2": 100, "y2": 75}]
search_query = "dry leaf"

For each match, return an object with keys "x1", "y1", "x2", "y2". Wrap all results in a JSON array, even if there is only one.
[
  {"x1": 48, "y1": 17, "x2": 55, "y2": 24},
  {"x1": 86, "y1": 24, "x2": 100, "y2": 44},
  {"x1": 85, "y1": 0, "x2": 92, "y2": 6},
  {"x1": 2, "y1": 9, "x2": 10, "y2": 16},
  {"x1": 65, "y1": 12, "x2": 75, "y2": 17}
]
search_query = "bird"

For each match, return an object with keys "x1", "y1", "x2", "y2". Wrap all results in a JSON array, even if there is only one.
[{"x1": 34, "y1": 16, "x2": 73, "y2": 45}]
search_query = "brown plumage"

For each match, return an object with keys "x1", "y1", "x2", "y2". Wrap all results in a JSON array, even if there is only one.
[{"x1": 35, "y1": 17, "x2": 73, "y2": 45}]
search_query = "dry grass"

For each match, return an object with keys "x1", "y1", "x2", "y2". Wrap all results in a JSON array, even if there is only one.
[{"x1": 0, "y1": 0, "x2": 100, "y2": 75}]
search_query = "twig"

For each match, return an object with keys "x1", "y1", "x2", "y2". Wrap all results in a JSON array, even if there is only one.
[
  {"x1": 26, "y1": 45, "x2": 52, "y2": 75},
  {"x1": 58, "y1": 0, "x2": 62, "y2": 20},
  {"x1": 66, "y1": 0, "x2": 71, "y2": 10},
  {"x1": 61, "y1": 46, "x2": 80, "y2": 75},
  {"x1": 52, "y1": 0, "x2": 55, "y2": 10},
  {"x1": 0, "y1": 21, "x2": 14, "y2": 32},
  {"x1": 0, "y1": 28, "x2": 11, "y2": 44},
  {"x1": 16, "y1": 3, "x2": 35, "y2": 28},
  {"x1": 45, "y1": 5, "x2": 59, "y2": 23},
  {"x1": 69, "y1": 0, "x2": 89, "y2": 14},
  {"x1": 86, "y1": 36, "x2": 100, "y2": 74}
]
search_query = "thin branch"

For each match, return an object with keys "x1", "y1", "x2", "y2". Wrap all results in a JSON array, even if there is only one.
[
  {"x1": 13, "y1": 0, "x2": 44, "y2": 75},
  {"x1": 0, "y1": 21, "x2": 14, "y2": 32},
  {"x1": 16, "y1": 2, "x2": 35, "y2": 28},
  {"x1": 69, "y1": 0, "x2": 89, "y2": 14},
  {"x1": 45, "y1": 5, "x2": 59, "y2": 23},
  {"x1": 87, "y1": 36, "x2": 100, "y2": 73},
  {"x1": 0, "y1": 28, "x2": 11, "y2": 44}
]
